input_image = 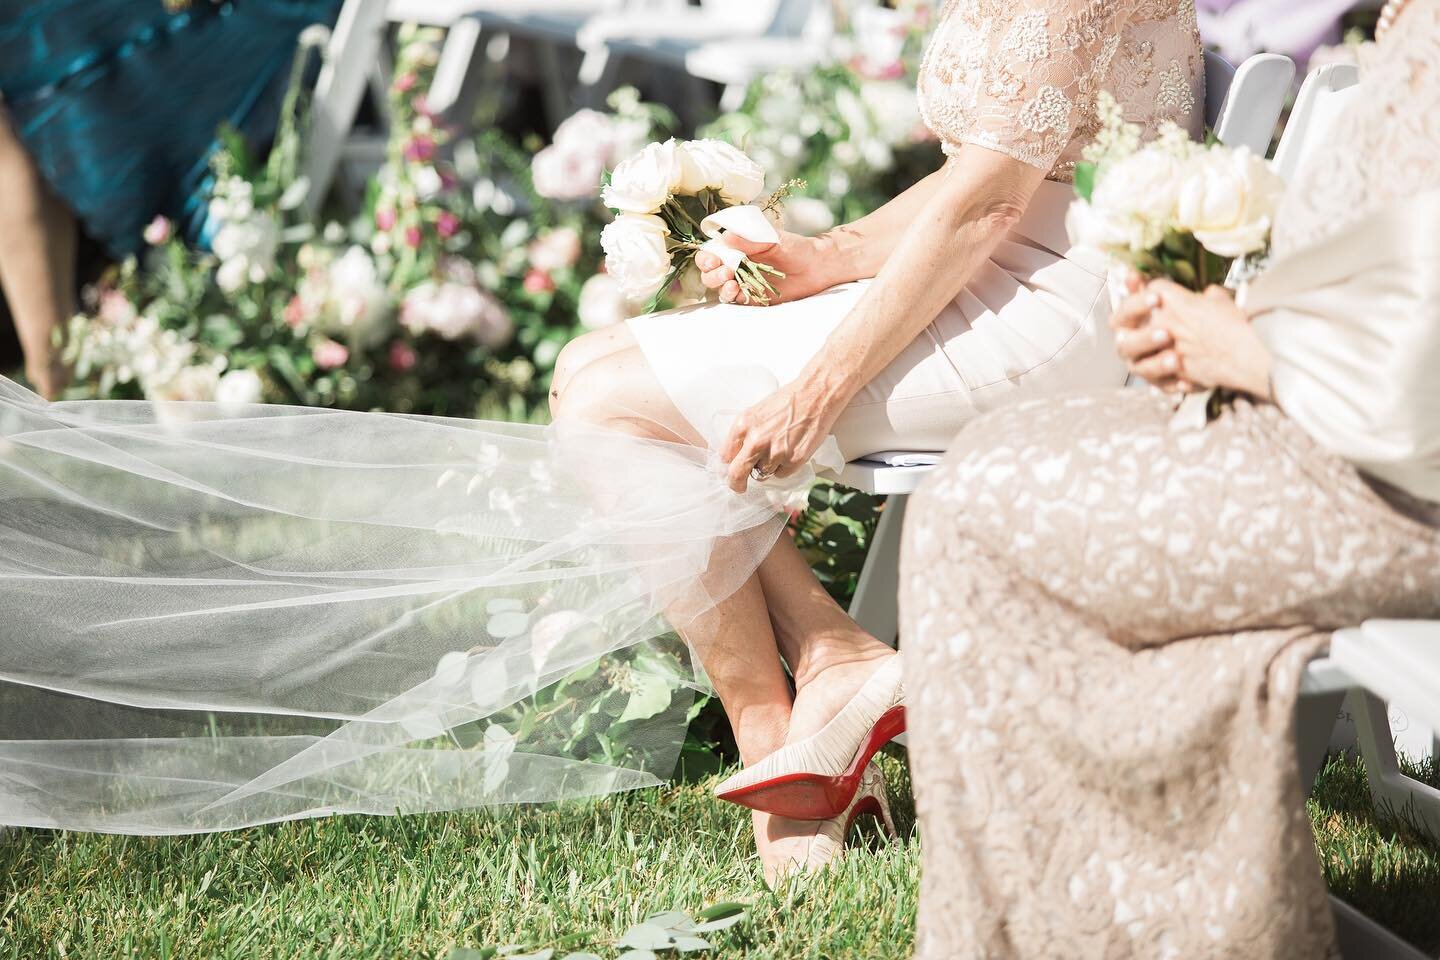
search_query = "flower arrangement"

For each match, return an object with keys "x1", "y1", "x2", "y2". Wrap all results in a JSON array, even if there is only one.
[
  {"x1": 600, "y1": 138, "x2": 797, "y2": 309},
  {"x1": 1066, "y1": 93, "x2": 1286, "y2": 290}
]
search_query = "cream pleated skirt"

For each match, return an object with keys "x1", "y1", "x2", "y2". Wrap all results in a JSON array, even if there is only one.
[{"x1": 627, "y1": 179, "x2": 1123, "y2": 459}]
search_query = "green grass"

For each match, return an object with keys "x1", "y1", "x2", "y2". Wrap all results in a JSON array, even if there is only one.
[{"x1": 3, "y1": 750, "x2": 1438, "y2": 959}]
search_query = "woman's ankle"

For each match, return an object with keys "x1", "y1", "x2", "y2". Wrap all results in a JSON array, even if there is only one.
[{"x1": 790, "y1": 639, "x2": 895, "y2": 693}]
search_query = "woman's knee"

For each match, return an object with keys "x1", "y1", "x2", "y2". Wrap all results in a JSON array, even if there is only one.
[{"x1": 549, "y1": 326, "x2": 634, "y2": 418}]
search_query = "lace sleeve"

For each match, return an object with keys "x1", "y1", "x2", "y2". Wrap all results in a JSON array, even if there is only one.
[{"x1": 917, "y1": 0, "x2": 1143, "y2": 170}]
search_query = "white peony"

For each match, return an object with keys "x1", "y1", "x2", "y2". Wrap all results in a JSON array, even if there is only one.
[
  {"x1": 215, "y1": 369, "x2": 263, "y2": 406},
  {"x1": 600, "y1": 214, "x2": 672, "y2": 302},
  {"x1": 1098, "y1": 148, "x2": 1185, "y2": 225},
  {"x1": 677, "y1": 139, "x2": 766, "y2": 205},
  {"x1": 577, "y1": 272, "x2": 639, "y2": 329},
  {"x1": 321, "y1": 246, "x2": 392, "y2": 347},
  {"x1": 601, "y1": 140, "x2": 683, "y2": 214},
  {"x1": 1175, "y1": 147, "x2": 1285, "y2": 258},
  {"x1": 1065, "y1": 197, "x2": 1153, "y2": 252}
]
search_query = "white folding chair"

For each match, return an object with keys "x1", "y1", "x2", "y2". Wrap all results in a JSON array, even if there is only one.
[
  {"x1": 841, "y1": 51, "x2": 1298, "y2": 650},
  {"x1": 574, "y1": 0, "x2": 823, "y2": 112}
]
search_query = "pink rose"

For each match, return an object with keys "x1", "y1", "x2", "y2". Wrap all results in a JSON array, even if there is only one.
[
  {"x1": 527, "y1": 226, "x2": 582, "y2": 272},
  {"x1": 404, "y1": 226, "x2": 423, "y2": 249},
  {"x1": 394, "y1": 72, "x2": 417, "y2": 93},
  {"x1": 436, "y1": 211, "x2": 461, "y2": 239},
  {"x1": 404, "y1": 136, "x2": 436, "y2": 163},
  {"x1": 375, "y1": 207, "x2": 397, "y2": 231},
  {"x1": 388, "y1": 340, "x2": 418, "y2": 372},
  {"x1": 143, "y1": 215, "x2": 172, "y2": 246},
  {"x1": 523, "y1": 268, "x2": 555, "y2": 294},
  {"x1": 283, "y1": 294, "x2": 307, "y2": 328},
  {"x1": 312, "y1": 338, "x2": 349, "y2": 369}
]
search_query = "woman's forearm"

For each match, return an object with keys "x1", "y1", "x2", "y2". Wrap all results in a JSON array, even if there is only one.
[
  {"x1": 799, "y1": 147, "x2": 1047, "y2": 404},
  {"x1": 813, "y1": 167, "x2": 951, "y2": 285}
]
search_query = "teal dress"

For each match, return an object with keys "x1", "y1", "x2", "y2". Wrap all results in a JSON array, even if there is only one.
[{"x1": 0, "y1": 0, "x2": 342, "y2": 258}]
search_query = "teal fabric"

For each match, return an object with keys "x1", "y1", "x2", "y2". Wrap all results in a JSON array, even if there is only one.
[{"x1": 0, "y1": 0, "x2": 341, "y2": 258}]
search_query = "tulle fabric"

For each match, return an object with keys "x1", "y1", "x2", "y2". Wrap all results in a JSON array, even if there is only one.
[{"x1": 0, "y1": 376, "x2": 792, "y2": 834}]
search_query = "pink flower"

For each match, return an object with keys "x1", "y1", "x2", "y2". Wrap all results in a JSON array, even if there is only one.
[
  {"x1": 411, "y1": 95, "x2": 433, "y2": 118},
  {"x1": 438, "y1": 167, "x2": 458, "y2": 192},
  {"x1": 404, "y1": 136, "x2": 436, "y2": 163},
  {"x1": 400, "y1": 281, "x2": 513, "y2": 348},
  {"x1": 435, "y1": 211, "x2": 461, "y2": 239},
  {"x1": 527, "y1": 226, "x2": 582, "y2": 272},
  {"x1": 388, "y1": 340, "x2": 417, "y2": 372},
  {"x1": 283, "y1": 294, "x2": 308, "y2": 328},
  {"x1": 98, "y1": 289, "x2": 137, "y2": 325},
  {"x1": 404, "y1": 226, "x2": 423, "y2": 249},
  {"x1": 523, "y1": 268, "x2": 555, "y2": 294},
  {"x1": 143, "y1": 215, "x2": 172, "y2": 246},
  {"x1": 375, "y1": 207, "x2": 397, "y2": 231},
  {"x1": 312, "y1": 338, "x2": 349, "y2": 369},
  {"x1": 393, "y1": 72, "x2": 417, "y2": 93}
]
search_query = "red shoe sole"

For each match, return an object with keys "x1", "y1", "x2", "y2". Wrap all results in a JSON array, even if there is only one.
[{"x1": 717, "y1": 704, "x2": 906, "y2": 819}]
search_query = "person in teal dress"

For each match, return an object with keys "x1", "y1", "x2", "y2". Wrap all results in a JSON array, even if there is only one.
[{"x1": 0, "y1": 0, "x2": 342, "y2": 398}]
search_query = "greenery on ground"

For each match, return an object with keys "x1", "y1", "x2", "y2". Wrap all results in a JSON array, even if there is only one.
[{"x1": 3, "y1": 750, "x2": 1440, "y2": 959}]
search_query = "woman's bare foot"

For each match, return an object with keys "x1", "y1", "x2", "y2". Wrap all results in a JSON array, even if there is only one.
[{"x1": 786, "y1": 646, "x2": 898, "y2": 745}]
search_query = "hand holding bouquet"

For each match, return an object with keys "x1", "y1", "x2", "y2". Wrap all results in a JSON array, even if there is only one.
[
  {"x1": 600, "y1": 138, "x2": 797, "y2": 311},
  {"x1": 1067, "y1": 93, "x2": 1286, "y2": 291}
]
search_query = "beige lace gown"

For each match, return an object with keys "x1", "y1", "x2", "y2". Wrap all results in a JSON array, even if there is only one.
[
  {"x1": 901, "y1": 4, "x2": 1440, "y2": 958},
  {"x1": 627, "y1": 1, "x2": 1201, "y2": 459}
]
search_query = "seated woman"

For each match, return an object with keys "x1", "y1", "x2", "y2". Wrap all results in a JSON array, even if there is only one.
[
  {"x1": 901, "y1": 1, "x2": 1440, "y2": 956},
  {"x1": 551, "y1": 1, "x2": 1202, "y2": 880},
  {"x1": 0, "y1": 0, "x2": 341, "y2": 397}
]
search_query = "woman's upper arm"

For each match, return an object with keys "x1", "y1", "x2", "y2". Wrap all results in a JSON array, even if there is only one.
[{"x1": 919, "y1": 0, "x2": 1142, "y2": 174}]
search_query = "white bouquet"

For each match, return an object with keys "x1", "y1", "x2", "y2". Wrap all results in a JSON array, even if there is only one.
[
  {"x1": 1067, "y1": 93, "x2": 1285, "y2": 291},
  {"x1": 600, "y1": 138, "x2": 798, "y2": 310}
]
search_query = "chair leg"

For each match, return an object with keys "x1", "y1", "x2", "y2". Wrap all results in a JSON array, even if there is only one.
[
  {"x1": 1354, "y1": 690, "x2": 1440, "y2": 840},
  {"x1": 428, "y1": 16, "x2": 484, "y2": 117},
  {"x1": 847, "y1": 494, "x2": 907, "y2": 648},
  {"x1": 1296, "y1": 690, "x2": 1344, "y2": 789},
  {"x1": 305, "y1": 0, "x2": 390, "y2": 217}
]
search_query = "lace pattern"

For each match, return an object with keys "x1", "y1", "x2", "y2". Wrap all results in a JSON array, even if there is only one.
[
  {"x1": 1273, "y1": 2, "x2": 1440, "y2": 254},
  {"x1": 917, "y1": 0, "x2": 1203, "y2": 181}
]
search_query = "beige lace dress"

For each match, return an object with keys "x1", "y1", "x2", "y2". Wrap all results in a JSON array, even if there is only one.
[
  {"x1": 627, "y1": 1, "x2": 1200, "y2": 459},
  {"x1": 901, "y1": 4, "x2": 1440, "y2": 958}
]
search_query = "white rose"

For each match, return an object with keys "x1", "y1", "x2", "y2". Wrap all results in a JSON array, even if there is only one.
[
  {"x1": 215, "y1": 369, "x2": 263, "y2": 405},
  {"x1": 600, "y1": 214, "x2": 672, "y2": 302},
  {"x1": 601, "y1": 140, "x2": 683, "y2": 214},
  {"x1": 781, "y1": 196, "x2": 836, "y2": 237},
  {"x1": 1176, "y1": 147, "x2": 1285, "y2": 258},
  {"x1": 1065, "y1": 196, "x2": 1157, "y2": 253},
  {"x1": 577, "y1": 273, "x2": 638, "y2": 330},
  {"x1": 151, "y1": 364, "x2": 219, "y2": 403},
  {"x1": 551, "y1": 108, "x2": 616, "y2": 153},
  {"x1": 1095, "y1": 147, "x2": 1184, "y2": 225},
  {"x1": 527, "y1": 226, "x2": 582, "y2": 272},
  {"x1": 211, "y1": 211, "x2": 280, "y2": 288},
  {"x1": 677, "y1": 139, "x2": 766, "y2": 205},
  {"x1": 531, "y1": 143, "x2": 606, "y2": 201}
]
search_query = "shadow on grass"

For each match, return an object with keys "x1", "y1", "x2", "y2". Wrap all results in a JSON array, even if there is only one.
[{"x1": 1309, "y1": 751, "x2": 1440, "y2": 955}]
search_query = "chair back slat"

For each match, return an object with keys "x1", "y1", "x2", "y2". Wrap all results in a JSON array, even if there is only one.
[
  {"x1": 1272, "y1": 62, "x2": 1361, "y2": 184},
  {"x1": 1207, "y1": 51, "x2": 1295, "y2": 157}
]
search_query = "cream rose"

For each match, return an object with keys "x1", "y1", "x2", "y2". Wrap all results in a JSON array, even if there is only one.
[
  {"x1": 677, "y1": 139, "x2": 766, "y2": 205},
  {"x1": 600, "y1": 214, "x2": 672, "y2": 301},
  {"x1": 1176, "y1": 148, "x2": 1284, "y2": 258},
  {"x1": 601, "y1": 140, "x2": 683, "y2": 214}
]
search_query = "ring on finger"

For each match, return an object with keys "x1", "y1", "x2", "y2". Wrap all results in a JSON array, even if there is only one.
[{"x1": 750, "y1": 463, "x2": 776, "y2": 482}]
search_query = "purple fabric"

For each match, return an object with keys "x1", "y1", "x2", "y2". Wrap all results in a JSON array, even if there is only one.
[{"x1": 1198, "y1": 0, "x2": 1362, "y2": 66}]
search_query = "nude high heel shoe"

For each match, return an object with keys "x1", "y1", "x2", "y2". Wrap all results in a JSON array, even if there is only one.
[
  {"x1": 717, "y1": 654, "x2": 905, "y2": 820},
  {"x1": 762, "y1": 761, "x2": 897, "y2": 888}
]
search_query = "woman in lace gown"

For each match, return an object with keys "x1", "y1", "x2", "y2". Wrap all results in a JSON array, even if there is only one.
[
  {"x1": 901, "y1": 1, "x2": 1440, "y2": 955},
  {"x1": 552, "y1": 0, "x2": 1201, "y2": 878}
]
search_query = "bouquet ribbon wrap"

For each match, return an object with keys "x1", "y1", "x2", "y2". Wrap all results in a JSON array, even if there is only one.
[{"x1": 697, "y1": 204, "x2": 781, "y2": 272}]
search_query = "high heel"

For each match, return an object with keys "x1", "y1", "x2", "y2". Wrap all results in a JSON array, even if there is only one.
[
  {"x1": 716, "y1": 654, "x2": 905, "y2": 820},
  {"x1": 762, "y1": 761, "x2": 896, "y2": 887}
]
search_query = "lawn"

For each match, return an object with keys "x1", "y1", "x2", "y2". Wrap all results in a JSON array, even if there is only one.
[{"x1": 2, "y1": 751, "x2": 1436, "y2": 959}]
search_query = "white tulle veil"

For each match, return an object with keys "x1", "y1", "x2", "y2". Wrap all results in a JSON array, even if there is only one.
[{"x1": 0, "y1": 369, "x2": 828, "y2": 834}]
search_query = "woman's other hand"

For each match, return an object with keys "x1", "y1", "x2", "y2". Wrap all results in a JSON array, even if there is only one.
[
  {"x1": 695, "y1": 230, "x2": 841, "y2": 306},
  {"x1": 1112, "y1": 273, "x2": 1273, "y2": 399},
  {"x1": 719, "y1": 374, "x2": 848, "y2": 493}
]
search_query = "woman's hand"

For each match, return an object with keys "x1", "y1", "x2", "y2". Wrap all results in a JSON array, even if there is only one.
[
  {"x1": 695, "y1": 230, "x2": 842, "y2": 306},
  {"x1": 1112, "y1": 274, "x2": 1273, "y2": 399},
  {"x1": 719, "y1": 374, "x2": 848, "y2": 493}
]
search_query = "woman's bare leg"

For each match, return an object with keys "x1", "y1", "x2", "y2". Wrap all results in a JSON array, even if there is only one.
[{"x1": 0, "y1": 103, "x2": 75, "y2": 400}]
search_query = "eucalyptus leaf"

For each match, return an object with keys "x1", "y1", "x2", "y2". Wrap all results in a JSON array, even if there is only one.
[
  {"x1": 643, "y1": 911, "x2": 692, "y2": 930},
  {"x1": 689, "y1": 911, "x2": 747, "y2": 933},
  {"x1": 672, "y1": 936, "x2": 712, "y2": 953},
  {"x1": 1073, "y1": 162, "x2": 1097, "y2": 203},
  {"x1": 278, "y1": 176, "x2": 311, "y2": 211},
  {"x1": 615, "y1": 953, "x2": 657, "y2": 960},
  {"x1": 559, "y1": 954, "x2": 603, "y2": 960},
  {"x1": 616, "y1": 923, "x2": 674, "y2": 950},
  {"x1": 694, "y1": 902, "x2": 749, "y2": 921}
]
